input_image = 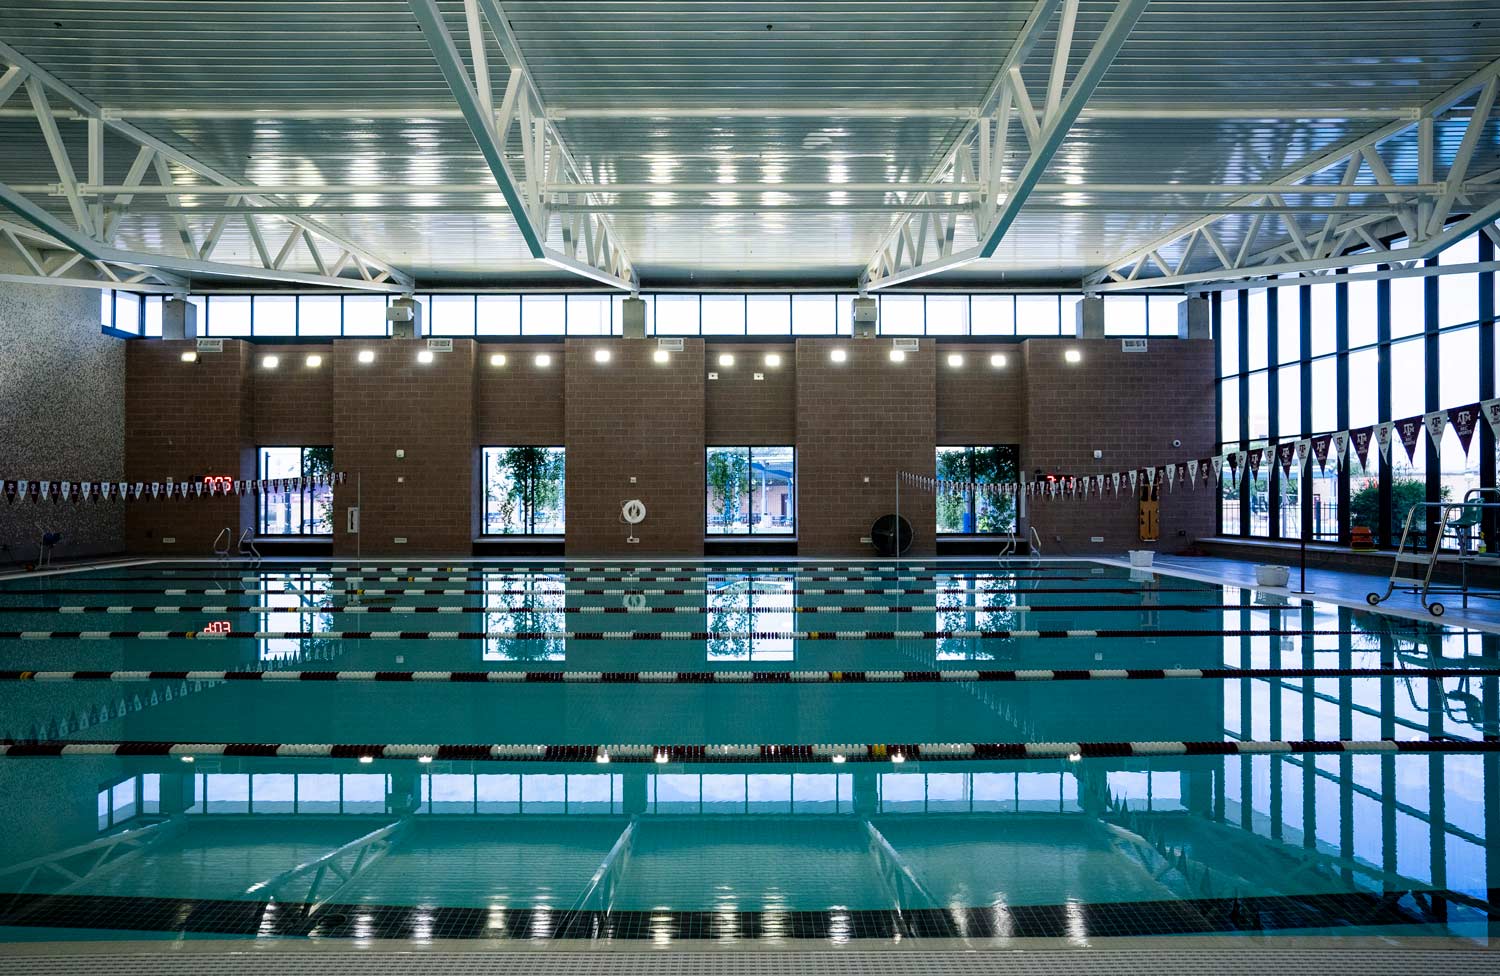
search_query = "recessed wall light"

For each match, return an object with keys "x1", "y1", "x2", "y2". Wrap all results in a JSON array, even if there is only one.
[
  {"x1": 653, "y1": 349, "x2": 670, "y2": 364},
  {"x1": 990, "y1": 353, "x2": 1007, "y2": 368},
  {"x1": 260, "y1": 354, "x2": 278, "y2": 369},
  {"x1": 180, "y1": 351, "x2": 198, "y2": 363},
  {"x1": 490, "y1": 353, "x2": 507, "y2": 367},
  {"x1": 718, "y1": 353, "x2": 735, "y2": 367},
  {"x1": 830, "y1": 348, "x2": 847, "y2": 363},
  {"x1": 1065, "y1": 348, "x2": 1083, "y2": 364},
  {"x1": 889, "y1": 349, "x2": 906, "y2": 363},
  {"x1": 358, "y1": 349, "x2": 376, "y2": 364},
  {"x1": 417, "y1": 350, "x2": 435, "y2": 364},
  {"x1": 305, "y1": 354, "x2": 322, "y2": 368},
  {"x1": 764, "y1": 353, "x2": 782, "y2": 368},
  {"x1": 535, "y1": 353, "x2": 552, "y2": 367},
  {"x1": 947, "y1": 353, "x2": 964, "y2": 368},
  {"x1": 594, "y1": 348, "x2": 612, "y2": 363}
]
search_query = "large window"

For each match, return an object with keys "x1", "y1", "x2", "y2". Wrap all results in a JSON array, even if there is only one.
[
  {"x1": 258, "y1": 446, "x2": 333, "y2": 535},
  {"x1": 706, "y1": 447, "x2": 795, "y2": 535},
  {"x1": 483, "y1": 447, "x2": 565, "y2": 535},
  {"x1": 139, "y1": 290, "x2": 1129, "y2": 339},
  {"x1": 935, "y1": 446, "x2": 1020, "y2": 534},
  {"x1": 1215, "y1": 227, "x2": 1495, "y2": 548}
]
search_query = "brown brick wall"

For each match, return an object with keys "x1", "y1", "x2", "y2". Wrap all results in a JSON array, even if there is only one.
[
  {"x1": 704, "y1": 342, "x2": 796, "y2": 445},
  {"x1": 330, "y1": 340, "x2": 476, "y2": 556},
  {"x1": 1022, "y1": 338, "x2": 1217, "y2": 555},
  {"x1": 120, "y1": 335, "x2": 1217, "y2": 558},
  {"x1": 936, "y1": 342, "x2": 1026, "y2": 445},
  {"x1": 795, "y1": 339, "x2": 937, "y2": 556},
  {"x1": 564, "y1": 338, "x2": 706, "y2": 556},
  {"x1": 476, "y1": 343, "x2": 566, "y2": 445},
  {"x1": 124, "y1": 340, "x2": 254, "y2": 554},
  {"x1": 251, "y1": 344, "x2": 334, "y2": 445}
]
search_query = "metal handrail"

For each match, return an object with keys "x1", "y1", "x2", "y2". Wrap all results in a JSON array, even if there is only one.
[
  {"x1": 211, "y1": 527, "x2": 231, "y2": 558},
  {"x1": 1029, "y1": 526, "x2": 1044, "y2": 558},
  {"x1": 237, "y1": 529, "x2": 261, "y2": 566}
]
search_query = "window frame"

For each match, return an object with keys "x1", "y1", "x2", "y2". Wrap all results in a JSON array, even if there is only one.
[{"x1": 705, "y1": 446, "x2": 796, "y2": 537}]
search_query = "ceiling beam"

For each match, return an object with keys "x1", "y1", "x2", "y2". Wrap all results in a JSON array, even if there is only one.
[{"x1": 0, "y1": 39, "x2": 413, "y2": 290}]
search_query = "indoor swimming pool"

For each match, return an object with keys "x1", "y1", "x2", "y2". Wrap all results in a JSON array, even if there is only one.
[{"x1": 0, "y1": 559, "x2": 1495, "y2": 946}]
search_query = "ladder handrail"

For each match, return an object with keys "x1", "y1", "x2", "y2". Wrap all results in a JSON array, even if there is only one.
[
  {"x1": 211, "y1": 527, "x2": 231, "y2": 558},
  {"x1": 237, "y1": 528, "x2": 262, "y2": 566}
]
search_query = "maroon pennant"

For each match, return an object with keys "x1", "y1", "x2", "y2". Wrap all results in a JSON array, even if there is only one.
[
  {"x1": 1394, "y1": 416, "x2": 1424, "y2": 464},
  {"x1": 1350, "y1": 427, "x2": 1374, "y2": 471},
  {"x1": 1247, "y1": 448, "x2": 1263, "y2": 481},
  {"x1": 1276, "y1": 442, "x2": 1295, "y2": 478},
  {"x1": 1227, "y1": 452, "x2": 1240, "y2": 477},
  {"x1": 49, "y1": 481, "x2": 62, "y2": 505},
  {"x1": 1311, "y1": 435, "x2": 1332, "y2": 472},
  {"x1": 1448, "y1": 403, "x2": 1480, "y2": 454},
  {"x1": 26, "y1": 482, "x2": 40, "y2": 503},
  {"x1": 89, "y1": 483, "x2": 102, "y2": 503},
  {"x1": 3, "y1": 481, "x2": 15, "y2": 505}
]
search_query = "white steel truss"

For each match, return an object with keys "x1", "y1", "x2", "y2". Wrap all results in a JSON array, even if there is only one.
[
  {"x1": 1083, "y1": 56, "x2": 1500, "y2": 292},
  {"x1": 0, "y1": 42, "x2": 412, "y2": 293},
  {"x1": 408, "y1": 0, "x2": 636, "y2": 291},
  {"x1": 860, "y1": 0, "x2": 1151, "y2": 291}
]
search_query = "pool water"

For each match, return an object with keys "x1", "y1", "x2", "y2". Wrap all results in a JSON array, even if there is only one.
[{"x1": 0, "y1": 559, "x2": 1494, "y2": 945}]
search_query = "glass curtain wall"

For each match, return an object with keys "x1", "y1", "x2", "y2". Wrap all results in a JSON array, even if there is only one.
[{"x1": 1215, "y1": 229, "x2": 1494, "y2": 549}]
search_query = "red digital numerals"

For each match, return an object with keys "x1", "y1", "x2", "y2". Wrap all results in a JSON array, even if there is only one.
[
  {"x1": 202, "y1": 475, "x2": 234, "y2": 494},
  {"x1": 202, "y1": 620, "x2": 233, "y2": 635}
]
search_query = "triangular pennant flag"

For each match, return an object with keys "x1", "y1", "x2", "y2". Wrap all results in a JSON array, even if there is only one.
[
  {"x1": 1374, "y1": 422, "x2": 1395, "y2": 464},
  {"x1": 1482, "y1": 398, "x2": 1500, "y2": 439},
  {"x1": 1129, "y1": 469, "x2": 1139, "y2": 489},
  {"x1": 1448, "y1": 403, "x2": 1480, "y2": 455},
  {"x1": 1423, "y1": 410, "x2": 1447, "y2": 449},
  {"x1": 26, "y1": 481, "x2": 39, "y2": 503},
  {"x1": 1211, "y1": 455, "x2": 1225, "y2": 480},
  {"x1": 1248, "y1": 448, "x2": 1263, "y2": 481},
  {"x1": 1311, "y1": 435, "x2": 1331, "y2": 472},
  {"x1": 1350, "y1": 427, "x2": 1373, "y2": 471},
  {"x1": 3, "y1": 481, "x2": 15, "y2": 505},
  {"x1": 1276, "y1": 442, "x2": 1295, "y2": 478},
  {"x1": 1394, "y1": 416, "x2": 1424, "y2": 464},
  {"x1": 1164, "y1": 464, "x2": 1176, "y2": 491},
  {"x1": 1175, "y1": 462, "x2": 1188, "y2": 489},
  {"x1": 59, "y1": 481, "x2": 72, "y2": 503},
  {"x1": 1332, "y1": 431, "x2": 1349, "y2": 468},
  {"x1": 1295, "y1": 439, "x2": 1311, "y2": 471}
]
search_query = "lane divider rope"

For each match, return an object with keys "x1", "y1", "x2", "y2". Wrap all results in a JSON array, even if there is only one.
[
  {"x1": 1, "y1": 738, "x2": 1491, "y2": 763},
  {"x1": 0, "y1": 585, "x2": 1226, "y2": 598},
  {"x1": 0, "y1": 666, "x2": 1489, "y2": 684},
  {"x1": 0, "y1": 602, "x2": 1240, "y2": 616},
  {"x1": 0, "y1": 627, "x2": 1422, "y2": 642}
]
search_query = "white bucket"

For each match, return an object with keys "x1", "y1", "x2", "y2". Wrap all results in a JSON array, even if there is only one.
[
  {"x1": 1255, "y1": 564, "x2": 1290, "y2": 588},
  {"x1": 1128, "y1": 550, "x2": 1155, "y2": 568}
]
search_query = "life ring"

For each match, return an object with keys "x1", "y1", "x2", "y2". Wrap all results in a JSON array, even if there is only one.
[{"x1": 621, "y1": 499, "x2": 647, "y2": 524}]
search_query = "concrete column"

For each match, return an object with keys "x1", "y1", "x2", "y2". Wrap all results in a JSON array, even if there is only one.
[
  {"x1": 1075, "y1": 296, "x2": 1105, "y2": 338},
  {"x1": 161, "y1": 297, "x2": 198, "y2": 339},
  {"x1": 1178, "y1": 296, "x2": 1211, "y2": 339}
]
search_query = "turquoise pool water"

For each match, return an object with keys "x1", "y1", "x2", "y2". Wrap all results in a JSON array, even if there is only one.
[{"x1": 0, "y1": 559, "x2": 1493, "y2": 944}]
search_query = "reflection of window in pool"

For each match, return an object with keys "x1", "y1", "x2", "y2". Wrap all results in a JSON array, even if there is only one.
[
  {"x1": 707, "y1": 574, "x2": 794, "y2": 661},
  {"x1": 933, "y1": 574, "x2": 1021, "y2": 660},
  {"x1": 485, "y1": 572, "x2": 566, "y2": 661},
  {"x1": 257, "y1": 572, "x2": 332, "y2": 662}
]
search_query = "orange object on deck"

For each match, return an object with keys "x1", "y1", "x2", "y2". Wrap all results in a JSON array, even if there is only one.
[{"x1": 1350, "y1": 526, "x2": 1375, "y2": 551}]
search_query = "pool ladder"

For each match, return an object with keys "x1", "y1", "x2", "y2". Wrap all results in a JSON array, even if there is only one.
[{"x1": 1000, "y1": 526, "x2": 1044, "y2": 559}]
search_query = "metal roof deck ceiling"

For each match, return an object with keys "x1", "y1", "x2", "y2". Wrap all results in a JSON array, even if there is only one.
[{"x1": 0, "y1": 1, "x2": 1498, "y2": 290}]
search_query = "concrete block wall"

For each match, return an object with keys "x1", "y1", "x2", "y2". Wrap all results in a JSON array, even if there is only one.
[
  {"x1": 564, "y1": 338, "x2": 706, "y2": 555},
  {"x1": 0, "y1": 280, "x2": 125, "y2": 560},
  {"x1": 1022, "y1": 338, "x2": 1217, "y2": 554},
  {"x1": 116, "y1": 334, "x2": 1216, "y2": 558},
  {"x1": 795, "y1": 340, "x2": 938, "y2": 556},
  {"x1": 330, "y1": 340, "x2": 477, "y2": 556},
  {"x1": 124, "y1": 340, "x2": 253, "y2": 554}
]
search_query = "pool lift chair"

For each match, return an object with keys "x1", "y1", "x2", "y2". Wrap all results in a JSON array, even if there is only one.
[{"x1": 1367, "y1": 488, "x2": 1500, "y2": 616}]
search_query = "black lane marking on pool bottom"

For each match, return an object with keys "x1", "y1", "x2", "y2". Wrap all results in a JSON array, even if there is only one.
[
  {"x1": 0, "y1": 888, "x2": 1474, "y2": 941},
  {"x1": 3, "y1": 666, "x2": 1492, "y2": 685},
  {"x1": 3, "y1": 739, "x2": 1490, "y2": 762},
  {"x1": 0, "y1": 627, "x2": 1426, "y2": 642}
]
